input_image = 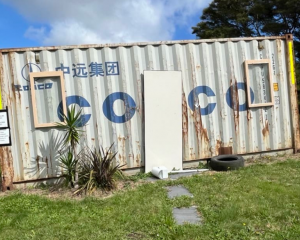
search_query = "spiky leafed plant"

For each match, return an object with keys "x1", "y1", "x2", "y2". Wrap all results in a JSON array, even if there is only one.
[
  {"x1": 75, "y1": 144, "x2": 124, "y2": 195},
  {"x1": 59, "y1": 149, "x2": 78, "y2": 187},
  {"x1": 56, "y1": 105, "x2": 83, "y2": 187}
]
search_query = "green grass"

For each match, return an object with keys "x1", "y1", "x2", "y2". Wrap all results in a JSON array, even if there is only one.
[{"x1": 1, "y1": 159, "x2": 300, "y2": 239}]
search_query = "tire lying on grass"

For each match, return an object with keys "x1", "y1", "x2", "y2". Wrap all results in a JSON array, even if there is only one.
[{"x1": 209, "y1": 155, "x2": 244, "y2": 171}]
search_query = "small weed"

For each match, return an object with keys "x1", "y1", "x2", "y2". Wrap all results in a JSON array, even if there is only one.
[{"x1": 198, "y1": 161, "x2": 209, "y2": 169}]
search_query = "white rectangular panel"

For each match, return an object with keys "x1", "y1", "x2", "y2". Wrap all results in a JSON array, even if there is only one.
[{"x1": 144, "y1": 71, "x2": 182, "y2": 172}]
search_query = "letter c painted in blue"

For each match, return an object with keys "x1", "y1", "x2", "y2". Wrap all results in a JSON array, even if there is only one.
[
  {"x1": 226, "y1": 82, "x2": 254, "y2": 111},
  {"x1": 103, "y1": 92, "x2": 136, "y2": 123},
  {"x1": 57, "y1": 95, "x2": 91, "y2": 127},
  {"x1": 188, "y1": 86, "x2": 216, "y2": 115}
]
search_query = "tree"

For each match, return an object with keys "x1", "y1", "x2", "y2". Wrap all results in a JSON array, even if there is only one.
[
  {"x1": 192, "y1": 0, "x2": 300, "y2": 57},
  {"x1": 192, "y1": 0, "x2": 300, "y2": 105}
]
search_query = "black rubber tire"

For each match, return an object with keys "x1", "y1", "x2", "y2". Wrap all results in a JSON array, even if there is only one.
[{"x1": 209, "y1": 155, "x2": 244, "y2": 171}]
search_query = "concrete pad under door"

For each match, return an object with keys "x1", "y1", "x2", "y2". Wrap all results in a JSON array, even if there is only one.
[{"x1": 144, "y1": 71, "x2": 182, "y2": 173}]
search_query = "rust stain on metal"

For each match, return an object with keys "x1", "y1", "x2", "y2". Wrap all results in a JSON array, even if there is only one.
[
  {"x1": 135, "y1": 153, "x2": 140, "y2": 167},
  {"x1": 182, "y1": 92, "x2": 189, "y2": 160},
  {"x1": 118, "y1": 136, "x2": 127, "y2": 166},
  {"x1": 262, "y1": 120, "x2": 269, "y2": 137},
  {"x1": 193, "y1": 104, "x2": 210, "y2": 158},
  {"x1": 0, "y1": 52, "x2": 14, "y2": 191},
  {"x1": 8, "y1": 53, "x2": 21, "y2": 102},
  {"x1": 218, "y1": 146, "x2": 233, "y2": 155},
  {"x1": 215, "y1": 139, "x2": 222, "y2": 155},
  {"x1": 189, "y1": 148, "x2": 196, "y2": 159},
  {"x1": 230, "y1": 79, "x2": 240, "y2": 132},
  {"x1": 0, "y1": 147, "x2": 14, "y2": 191},
  {"x1": 135, "y1": 141, "x2": 141, "y2": 167},
  {"x1": 189, "y1": 46, "x2": 210, "y2": 158},
  {"x1": 247, "y1": 110, "x2": 251, "y2": 121}
]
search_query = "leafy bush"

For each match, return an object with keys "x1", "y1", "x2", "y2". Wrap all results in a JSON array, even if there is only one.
[{"x1": 75, "y1": 144, "x2": 124, "y2": 195}]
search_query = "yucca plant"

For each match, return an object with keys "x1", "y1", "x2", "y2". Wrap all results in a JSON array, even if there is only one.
[
  {"x1": 56, "y1": 105, "x2": 83, "y2": 187},
  {"x1": 75, "y1": 144, "x2": 124, "y2": 195},
  {"x1": 59, "y1": 149, "x2": 78, "y2": 187}
]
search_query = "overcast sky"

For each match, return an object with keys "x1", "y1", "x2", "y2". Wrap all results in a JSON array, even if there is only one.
[{"x1": 0, "y1": 0, "x2": 211, "y2": 48}]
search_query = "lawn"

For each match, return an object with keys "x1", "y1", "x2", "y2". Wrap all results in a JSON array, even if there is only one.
[{"x1": 0, "y1": 159, "x2": 300, "y2": 239}]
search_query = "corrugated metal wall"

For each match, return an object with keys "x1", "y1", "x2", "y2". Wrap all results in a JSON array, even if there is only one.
[{"x1": 0, "y1": 37, "x2": 295, "y2": 181}]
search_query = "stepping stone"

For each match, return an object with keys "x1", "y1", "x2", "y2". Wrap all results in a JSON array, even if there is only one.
[
  {"x1": 166, "y1": 185, "x2": 193, "y2": 199},
  {"x1": 172, "y1": 206, "x2": 202, "y2": 225}
]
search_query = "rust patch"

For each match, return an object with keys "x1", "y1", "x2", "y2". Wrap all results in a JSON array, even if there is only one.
[
  {"x1": 91, "y1": 138, "x2": 95, "y2": 141},
  {"x1": 215, "y1": 139, "x2": 222, "y2": 155},
  {"x1": 182, "y1": 92, "x2": 189, "y2": 160},
  {"x1": 193, "y1": 106, "x2": 210, "y2": 157},
  {"x1": 262, "y1": 120, "x2": 269, "y2": 137},
  {"x1": 8, "y1": 53, "x2": 21, "y2": 102},
  {"x1": 219, "y1": 146, "x2": 233, "y2": 155},
  {"x1": 189, "y1": 148, "x2": 196, "y2": 160},
  {"x1": 247, "y1": 109, "x2": 251, "y2": 121},
  {"x1": 135, "y1": 141, "x2": 141, "y2": 167},
  {"x1": 230, "y1": 79, "x2": 240, "y2": 132},
  {"x1": 188, "y1": 45, "x2": 211, "y2": 158},
  {"x1": 135, "y1": 154, "x2": 141, "y2": 167},
  {"x1": 0, "y1": 147, "x2": 14, "y2": 191},
  {"x1": 118, "y1": 136, "x2": 127, "y2": 166}
]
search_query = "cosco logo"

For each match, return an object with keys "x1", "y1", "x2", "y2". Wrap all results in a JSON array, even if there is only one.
[{"x1": 57, "y1": 83, "x2": 255, "y2": 125}]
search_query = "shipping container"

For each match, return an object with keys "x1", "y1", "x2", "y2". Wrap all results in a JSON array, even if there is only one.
[{"x1": 0, "y1": 34, "x2": 299, "y2": 189}]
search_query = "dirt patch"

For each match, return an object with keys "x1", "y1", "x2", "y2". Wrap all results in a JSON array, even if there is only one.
[
  {"x1": 0, "y1": 180, "x2": 142, "y2": 200},
  {"x1": 244, "y1": 152, "x2": 300, "y2": 167}
]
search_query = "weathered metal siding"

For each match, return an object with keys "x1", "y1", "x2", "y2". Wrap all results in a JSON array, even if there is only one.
[{"x1": 0, "y1": 37, "x2": 294, "y2": 182}]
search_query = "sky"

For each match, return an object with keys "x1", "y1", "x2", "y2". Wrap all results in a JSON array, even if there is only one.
[{"x1": 0, "y1": 0, "x2": 211, "y2": 49}]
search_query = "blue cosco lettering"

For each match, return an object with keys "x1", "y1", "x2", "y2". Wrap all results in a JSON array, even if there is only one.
[
  {"x1": 57, "y1": 95, "x2": 91, "y2": 127},
  {"x1": 226, "y1": 83, "x2": 254, "y2": 111},
  {"x1": 103, "y1": 92, "x2": 136, "y2": 123},
  {"x1": 188, "y1": 86, "x2": 216, "y2": 115}
]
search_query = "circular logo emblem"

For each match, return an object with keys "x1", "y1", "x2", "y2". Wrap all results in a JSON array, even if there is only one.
[{"x1": 21, "y1": 63, "x2": 41, "y2": 82}]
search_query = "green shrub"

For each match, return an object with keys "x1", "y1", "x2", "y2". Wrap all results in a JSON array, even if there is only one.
[{"x1": 75, "y1": 144, "x2": 124, "y2": 195}]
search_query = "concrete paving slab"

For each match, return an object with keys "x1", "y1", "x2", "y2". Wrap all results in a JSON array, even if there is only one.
[
  {"x1": 145, "y1": 169, "x2": 209, "y2": 182},
  {"x1": 166, "y1": 185, "x2": 193, "y2": 199},
  {"x1": 172, "y1": 206, "x2": 202, "y2": 225}
]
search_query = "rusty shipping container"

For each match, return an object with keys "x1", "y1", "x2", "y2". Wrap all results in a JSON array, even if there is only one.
[{"x1": 0, "y1": 35, "x2": 299, "y2": 188}]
